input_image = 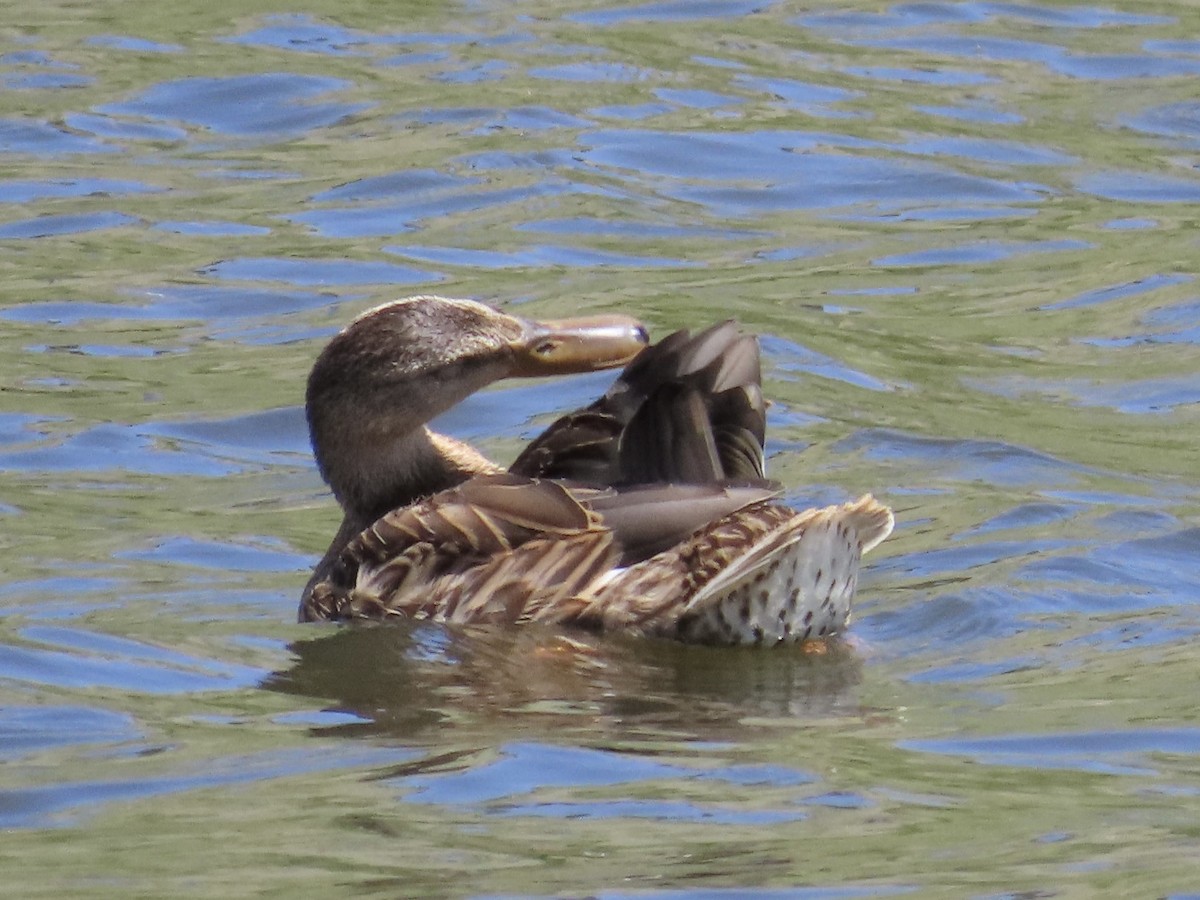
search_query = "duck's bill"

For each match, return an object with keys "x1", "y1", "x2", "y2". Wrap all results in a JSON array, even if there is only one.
[{"x1": 511, "y1": 314, "x2": 649, "y2": 376}]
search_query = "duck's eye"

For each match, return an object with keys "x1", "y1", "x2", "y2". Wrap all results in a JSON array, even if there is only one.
[{"x1": 533, "y1": 339, "x2": 559, "y2": 355}]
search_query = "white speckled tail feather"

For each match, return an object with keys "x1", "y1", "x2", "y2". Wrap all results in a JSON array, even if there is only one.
[{"x1": 675, "y1": 495, "x2": 894, "y2": 645}]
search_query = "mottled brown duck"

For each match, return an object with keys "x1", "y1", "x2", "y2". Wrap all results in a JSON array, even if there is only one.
[{"x1": 299, "y1": 296, "x2": 893, "y2": 645}]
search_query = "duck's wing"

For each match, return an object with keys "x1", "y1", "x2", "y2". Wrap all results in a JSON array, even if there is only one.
[
  {"x1": 301, "y1": 475, "x2": 779, "y2": 625},
  {"x1": 556, "y1": 494, "x2": 895, "y2": 646},
  {"x1": 510, "y1": 321, "x2": 766, "y2": 485},
  {"x1": 304, "y1": 474, "x2": 608, "y2": 622},
  {"x1": 584, "y1": 481, "x2": 779, "y2": 562}
]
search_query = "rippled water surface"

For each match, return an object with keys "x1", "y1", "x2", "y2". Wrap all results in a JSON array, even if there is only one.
[{"x1": 2, "y1": 0, "x2": 1199, "y2": 895}]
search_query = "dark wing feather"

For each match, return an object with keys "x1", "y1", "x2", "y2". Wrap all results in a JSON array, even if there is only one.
[
  {"x1": 616, "y1": 385, "x2": 720, "y2": 483},
  {"x1": 510, "y1": 321, "x2": 767, "y2": 485}
]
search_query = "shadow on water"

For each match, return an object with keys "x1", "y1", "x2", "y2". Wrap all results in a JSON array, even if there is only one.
[{"x1": 265, "y1": 623, "x2": 866, "y2": 742}]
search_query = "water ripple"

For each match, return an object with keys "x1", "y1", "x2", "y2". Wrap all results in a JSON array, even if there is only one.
[
  {"x1": 0, "y1": 118, "x2": 115, "y2": 155},
  {"x1": 0, "y1": 705, "x2": 139, "y2": 762},
  {"x1": 97, "y1": 73, "x2": 368, "y2": 138},
  {"x1": 902, "y1": 728, "x2": 1200, "y2": 776},
  {"x1": 1, "y1": 626, "x2": 263, "y2": 693}
]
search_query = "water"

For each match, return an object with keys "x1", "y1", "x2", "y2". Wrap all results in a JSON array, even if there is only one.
[{"x1": 1, "y1": 0, "x2": 1199, "y2": 895}]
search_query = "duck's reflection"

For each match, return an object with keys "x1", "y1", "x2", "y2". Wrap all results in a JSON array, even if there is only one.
[{"x1": 263, "y1": 623, "x2": 866, "y2": 742}]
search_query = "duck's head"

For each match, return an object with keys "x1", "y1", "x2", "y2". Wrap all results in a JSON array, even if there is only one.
[{"x1": 306, "y1": 295, "x2": 648, "y2": 520}]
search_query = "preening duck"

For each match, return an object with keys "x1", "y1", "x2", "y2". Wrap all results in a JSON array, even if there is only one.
[{"x1": 299, "y1": 296, "x2": 893, "y2": 645}]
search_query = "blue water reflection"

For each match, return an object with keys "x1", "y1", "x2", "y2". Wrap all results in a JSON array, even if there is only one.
[
  {"x1": 0, "y1": 211, "x2": 139, "y2": 239},
  {"x1": 903, "y1": 728, "x2": 1200, "y2": 776},
  {"x1": 0, "y1": 627, "x2": 263, "y2": 693},
  {"x1": 98, "y1": 73, "x2": 368, "y2": 138},
  {"x1": 0, "y1": 118, "x2": 115, "y2": 155}
]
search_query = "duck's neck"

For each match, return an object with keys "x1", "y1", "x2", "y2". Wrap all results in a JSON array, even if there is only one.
[
  {"x1": 331, "y1": 425, "x2": 501, "y2": 523},
  {"x1": 300, "y1": 426, "x2": 501, "y2": 617}
]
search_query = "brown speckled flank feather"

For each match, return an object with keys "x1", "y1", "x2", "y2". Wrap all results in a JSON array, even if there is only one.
[{"x1": 299, "y1": 297, "x2": 893, "y2": 646}]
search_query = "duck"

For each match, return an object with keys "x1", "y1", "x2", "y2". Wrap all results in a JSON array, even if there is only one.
[{"x1": 299, "y1": 295, "x2": 893, "y2": 646}]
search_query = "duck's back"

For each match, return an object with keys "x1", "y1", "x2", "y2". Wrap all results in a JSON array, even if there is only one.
[{"x1": 302, "y1": 474, "x2": 893, "y2": 646}]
